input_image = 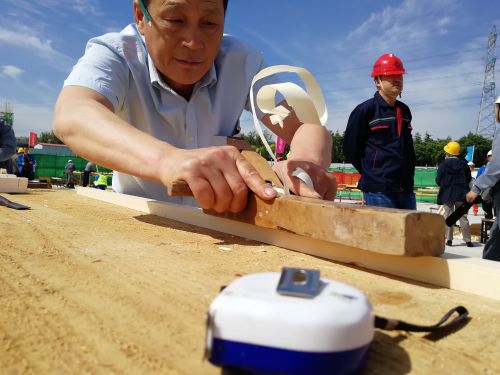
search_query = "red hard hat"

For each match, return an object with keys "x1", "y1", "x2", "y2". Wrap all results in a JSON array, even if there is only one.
[{"x1": 371, "y1": 53, "x2": 406, "y2": 77}]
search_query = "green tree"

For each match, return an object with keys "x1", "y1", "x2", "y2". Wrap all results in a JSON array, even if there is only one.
[
  {"x1": 330, "y1": 130, "x2": 344, "y2": 163},
  {"x1": 37, "y1": 131, "x2": 63, "y2": 144},
  {"x1": 241, "y1": 130, "x2": 275, "y2": 160},
  {"x1": 457, "y1": 132, "x2": 492, "y2": 167}
]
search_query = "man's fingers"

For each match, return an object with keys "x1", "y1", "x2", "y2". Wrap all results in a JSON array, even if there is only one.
[
  {"x1": 278, "y1": 160, "x2": 337, "y2": 201},
  {"x1": 235, "y1": 156, "x2": 277, "y2": 201},
  {"x1": 187, "y1": 176, "x2": 215, "y2": 209}
]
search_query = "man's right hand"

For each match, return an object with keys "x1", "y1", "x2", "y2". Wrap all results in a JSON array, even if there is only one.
[
  {"x1": 159, "y1": 145, "x2": 277, "y2": 213},
  {"x1": 466, "y1": 191, "x2": 479, "y2": 203}
]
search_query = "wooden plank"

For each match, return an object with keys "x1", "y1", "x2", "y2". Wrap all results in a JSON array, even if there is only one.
[
  {"x1": 0, "y1": 174, "x2": 28, "y2": 193},
  {"x1": 164, "y1": 147, "x2": 443, "y2": 256},
  {"x1": 207, "y1": 194, "x2": 444, "y2": 256},
  {"x1": 76, "y1": 187, "x2": 500, "y2": 301},
  {"x1": 4, "y1": 189, "x2": 500, "y2": 374}
]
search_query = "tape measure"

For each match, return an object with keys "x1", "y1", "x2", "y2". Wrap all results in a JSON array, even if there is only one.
[
  {"x1": 205, "y1": 268, "x2": 373, "y2": 375},
  {"x1": 205, "y1": 268, "x2": 469, "y2": 374}
]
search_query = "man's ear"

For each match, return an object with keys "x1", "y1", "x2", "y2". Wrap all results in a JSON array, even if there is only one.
[{"x1": 133, "y1": 0, "x2": 147, "y2": 33}]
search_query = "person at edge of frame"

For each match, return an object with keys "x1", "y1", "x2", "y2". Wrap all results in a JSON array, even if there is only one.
[{"x1": 467, "y1": 96, "x2": 500, "y2": 261}]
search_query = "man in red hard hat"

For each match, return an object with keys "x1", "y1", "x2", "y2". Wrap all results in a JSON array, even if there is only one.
[{"x1": 343, "y1": 53, "x2": 416, "y2": 209}]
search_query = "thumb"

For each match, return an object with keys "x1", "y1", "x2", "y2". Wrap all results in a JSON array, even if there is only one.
[{"x1": 292, "y1": 167, "x2": 321, "y2": 198}]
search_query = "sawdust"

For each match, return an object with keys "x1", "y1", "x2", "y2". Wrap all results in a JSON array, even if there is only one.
[{"x1": 1, "y1": 189, "x2": 499, "y2": 374}]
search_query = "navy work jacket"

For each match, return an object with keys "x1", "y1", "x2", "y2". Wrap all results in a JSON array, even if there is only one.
[
  {"x1": 435, "y1": 157, "x2": 471, "y2": 205},
  {"x1": 343, "y1": 92, "x2": 415, "y2": 193}
]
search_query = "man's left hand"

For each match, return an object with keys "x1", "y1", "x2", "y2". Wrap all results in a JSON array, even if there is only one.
[{"x1": 273, "y1": 160, "x2": 337, "y2": 201}]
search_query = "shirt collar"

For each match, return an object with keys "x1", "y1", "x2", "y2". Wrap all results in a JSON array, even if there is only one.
[
  {"x1": 374, "y1": 91, "x2": 390, "y2": 108},
  {"x1": 374, "y1": 91, "x2": 401, "y2": 109}
]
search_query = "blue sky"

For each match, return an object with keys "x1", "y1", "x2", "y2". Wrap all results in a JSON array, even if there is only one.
[{"x1": 0, "y1": 0, "x2": 498, "y2": 141}]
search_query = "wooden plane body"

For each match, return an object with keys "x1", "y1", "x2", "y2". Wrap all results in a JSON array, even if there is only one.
[{"x1": 206, "y1": 193, "x2": 445, "y2": 257}]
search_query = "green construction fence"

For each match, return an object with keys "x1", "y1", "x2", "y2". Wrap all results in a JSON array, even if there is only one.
[{"x1": 31, "y1": 154, "x2": 112, "y2": 185}]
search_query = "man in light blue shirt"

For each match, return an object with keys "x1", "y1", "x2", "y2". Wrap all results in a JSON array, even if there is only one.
[{"x1": 53, "y1": 0, "x2": 335, "y2": 213}]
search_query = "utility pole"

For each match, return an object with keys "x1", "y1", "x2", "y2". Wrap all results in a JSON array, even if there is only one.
[{"x1": 476, "y1": 25, "x2": 497, "y2": 139}]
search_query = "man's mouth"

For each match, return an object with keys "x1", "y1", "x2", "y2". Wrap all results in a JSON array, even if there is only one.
[{"x1": 175, "y1": 58, "x2": 203, "y2": 66}]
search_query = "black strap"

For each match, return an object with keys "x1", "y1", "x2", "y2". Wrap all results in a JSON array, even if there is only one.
[
  {"x1": 375, "y1": 305, "x2": 469, "y2": 332},
  {"x1": 0, "y1": 195, "x2": 30, "y2": 210},
  {"x1": 445, "y1": 201, "x2": 474, "y2": 227}
]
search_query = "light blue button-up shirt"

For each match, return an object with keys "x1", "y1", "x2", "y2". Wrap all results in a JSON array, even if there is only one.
[{"x1": 65, "y1": 23, "x2": 270, "y2": 203}]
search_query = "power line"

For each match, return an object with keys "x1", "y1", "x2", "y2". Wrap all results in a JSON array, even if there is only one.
[{"x1": 313, "y1": 46, "x2": 485, "y2": 78}]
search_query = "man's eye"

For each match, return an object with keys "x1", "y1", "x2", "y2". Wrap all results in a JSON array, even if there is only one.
[
  {"x1": 164, "y1": 19, "x2": 183, "y2": 24},
  {"x1": 202, "y1": 21, "x2": 218, "y2": 28}
]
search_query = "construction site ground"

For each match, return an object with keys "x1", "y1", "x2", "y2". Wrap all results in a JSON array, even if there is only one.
[{"x1": 1, "y1": 188, "x2": 500, "y2": 374}]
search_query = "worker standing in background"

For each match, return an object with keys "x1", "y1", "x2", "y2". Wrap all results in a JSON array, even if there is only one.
[
  {"x1": 65, "y1": 159, "x2": 76, "y2": 188},
  {"x1": 52, "y1": 0, "x2": 336, "y2": 213},
  {"x1": 436, "y1": 141, "x2": 473, "y2": 247},
  {"x1": 476, "y1": 150, "x2": 494, "y2": 219},
  {"x1": 82, "y1": 161, "x2": 97, "y2": 187},
  {"x1": 468, "y1": 161, "x2": 478, "y2": 215},
  {"x1": 343, "y1": 53, "x2": 416, "y2": 209},
  {"x1": 0, "y1": 118, "x2": 17, "y2": 174},
  {"x1": 467, "y1": 96, "x2": 500, "y2": 261},
  {"x1": 17, "y1": 148, "x2": 36, "y2": 180}
]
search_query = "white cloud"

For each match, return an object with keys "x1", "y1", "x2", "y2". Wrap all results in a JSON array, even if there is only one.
[
  {"x1": 344, "y1": 0, "x2": 458, "y2": 56},
  {"x1": 9, "y1": 0, "x2": 102, "y2": 17},
  {"x1": 0, "y1": 25, "x2": 74, "y2": 72},
  {"x1": 1, "y1": 65, "x2": 24, "y2": 78}
]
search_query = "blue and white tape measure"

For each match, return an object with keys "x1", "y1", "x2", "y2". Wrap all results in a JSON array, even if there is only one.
[{"x1": 206, "y1": 268, "x2": 374, "y2": 375}]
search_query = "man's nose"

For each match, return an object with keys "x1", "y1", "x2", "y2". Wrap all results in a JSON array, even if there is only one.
[{"x1": 181, "y1": 26, "x2": 204, "y2": 50}]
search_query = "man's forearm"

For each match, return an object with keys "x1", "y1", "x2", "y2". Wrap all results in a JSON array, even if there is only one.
[
  {"x1": 53, "y1": 86, "x2": 175, "y2": 183},
  {"x1": 287, "y1": 123, "x2": 332, "y2": 169}
]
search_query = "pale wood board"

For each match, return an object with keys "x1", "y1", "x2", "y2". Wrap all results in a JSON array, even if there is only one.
[
  {"x1": 2, "y1": 189, "x2": 500, "y2": 373},
  {"x1": 76, "y1": 187, "x2": 500, "y2": 302},
  {"x1": 0, "y1": 174, "x2": 28, "y2": 193}
]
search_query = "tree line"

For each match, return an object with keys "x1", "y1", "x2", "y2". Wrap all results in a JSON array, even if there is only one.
[
  {"x1": 242, "y1": 130, "x2": 493, "y2": 168},
  {"x1": 39, "y1": 129, "x2": 493, "y2": 168}
]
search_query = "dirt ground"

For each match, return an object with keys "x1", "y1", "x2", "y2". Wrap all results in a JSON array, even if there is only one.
[{"x1": 1, "y1": 189, "x2": 500, "y2": 374}]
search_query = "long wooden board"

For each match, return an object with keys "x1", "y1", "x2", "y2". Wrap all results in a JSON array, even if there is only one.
[
  {"x1": 208, "y1": 194, "x2": 444, "y2": 256},
  {"x1": 4, "y1": 188, "x2": 500, "y2": 374},
  {"x1": 76, "y1": 187, "x2": 500, "y2": 301}
]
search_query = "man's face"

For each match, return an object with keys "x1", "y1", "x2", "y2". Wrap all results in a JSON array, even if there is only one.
[
  {"x1": 135, "y1": 0, "x2": 224, "y2": 96},
  {"x1": 377, "y1": 74, "x2": 403, "y2": 98}
]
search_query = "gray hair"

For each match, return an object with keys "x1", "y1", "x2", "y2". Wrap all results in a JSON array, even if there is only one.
[{"x1": 142, "y1": 0, "x2": 228, "y2": 13}]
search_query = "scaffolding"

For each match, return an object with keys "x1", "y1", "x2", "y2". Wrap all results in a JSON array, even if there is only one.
[
  {"x1": 476, "y1": 25, "x2": 497, "y2": 139},
  {"x1": 0, "y1": 102, "x2": 14, "y2": 126}
]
